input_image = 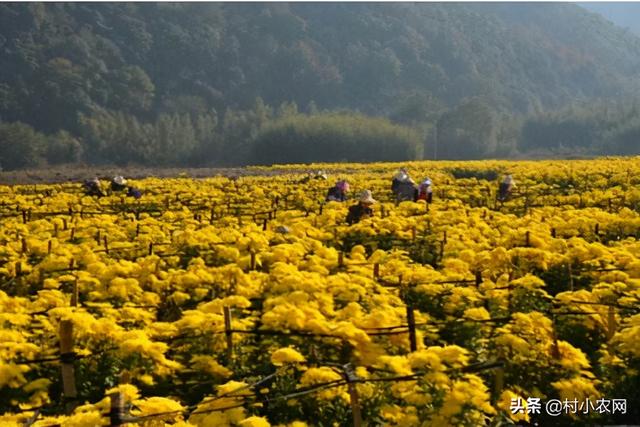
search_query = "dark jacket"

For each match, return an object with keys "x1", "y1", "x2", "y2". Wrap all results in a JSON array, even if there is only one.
[
  {"x1": 326, "y1": 186, "x2": 347, "y2": 202},
  {"x1": 498, "y1": 183, "x2": 512, "y2": 201},
  {"x1": 346, "y1": 203, "x2": 373, "y2": 225},
  {"x1": 393, "y1": 181, "x2": 418, "y2": 202},
  {"x1": 83, "y1": 180, "x2": 104, "y2": 197},
  {"x1": 111, "y1": 182, "x2": 127, "y2": 192}
]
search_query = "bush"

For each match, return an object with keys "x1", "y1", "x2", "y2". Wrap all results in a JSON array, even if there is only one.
[
  {"x1": 252, "y1": 112, "x2": 421, "y2": 165},
  {"x1": 0, "y1": 122, "x2": 46, "y2": 170}
]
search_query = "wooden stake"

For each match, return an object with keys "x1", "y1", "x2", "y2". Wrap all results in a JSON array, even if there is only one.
[
  {"x1": 59, "y1": 321, "x2": 77, "y2": 406},
  {"x1": 551, "y1": 314, "x2": 560, "y2": 359},
  {"x1": 15, "y1": 261, "x2": 22, "y2": 276},
  {"x1": 475, "y1": 271, "x2": 482, "y2": 288},
  {"x1": 21, "y1": 237, "x2": 27, "y2": 254},
  {"x1": 551, "y1": 228, "x2": 556, "y2": 238},
  {"x1": 338, "y1": 252, "x2": 344, "y2": 268},
  {"x1": 224, "y1": 306, "x2": 233, "y2": 361},
  {"x1": 525, "y1": 231, "x2": 530, "y2": 247},
  {"x1": 109, "y1": 392, "x2": 125, "y2": 427},
  {"x1": 373, "y1": 263, "x2": 380, "y2": 280},
  {"x1": 606, "y1": 306, "x2": 616, "y2": 341},
  {"x1": 71, "y1": 280, "x2": 79, "y2": 307},
  {"x1": 411, "y1": 226, "x2": 416, "y2": 242},
  {"x1": 103, "y1": 236, "x2": 109, "y2": 255},
  {"x1": 343, "y1": 366, "x2": 362, "y2": 427},
  {"x1": 250, "y1": 252, "x2": 256, "y2": 270},
  {"x1": 148, "y1": 242, "x2": 154, "y2": 256},
  {"x1": 48, "y1": 240, "x2": 52, "y2": 255},
  {"x1": 494, "y1": 365, "x2": 504, "y2": 398},
  {"x1": 406, "y1": 305, "x2": 417, "y2": 352}
]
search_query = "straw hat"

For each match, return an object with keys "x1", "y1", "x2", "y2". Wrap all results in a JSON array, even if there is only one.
[
  {"x1": 503, "y1": 175, "x2": 514, "y2": 185},
  {"x1": 113, "y1": 176, "x2": 127, "y2": 185},
  {"x1": 359, "y1": 190, "x2": 376, "y2": 204},
  {"x1": 337, "y1": 180, "x2": 350, "y2": 192},
  {"x1": 394, "y1": 171, "x2": 408, "y2": 182},
  {"x1": 422, "y1": 178, "x2": 432, "y2": 186}
]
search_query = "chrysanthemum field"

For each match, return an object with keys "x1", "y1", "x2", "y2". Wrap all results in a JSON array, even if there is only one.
[{"x1": 1, "y1": 159, "x2": 639, "y2": 426}]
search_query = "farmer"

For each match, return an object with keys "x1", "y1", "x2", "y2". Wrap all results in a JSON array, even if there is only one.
[
  {"x1": 111, "y1": 175, "x2": 127, "y2": 192},
  {"x1": 391, "y1": 168, "x2": 418, "y2": 202},
  {"x1": 417, "y1": 178, "x2": 433, "y2": 203},
  {"x1": 326, "y1": 180, "x2": 350, "y2": 202},
  {"x1": 498, "y1": 174, "x2": 516, "y2": 202},
  {"x1": 83, "y1": 177, "x2": 104, "y2": 197},
  {"x1": 346, "y1": 190, "x2": 376, "y2": 225},
  {"x1": 300, "y1": 170, "x2": 328, "y2": 184}
]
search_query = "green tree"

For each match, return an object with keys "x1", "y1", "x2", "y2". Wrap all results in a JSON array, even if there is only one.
[
  {"x1": 0, "y1": 122, "x2": 46, "y2": 170},
  {"x1": 436, "y1": 99, "x2": 496, "y2": 159}
]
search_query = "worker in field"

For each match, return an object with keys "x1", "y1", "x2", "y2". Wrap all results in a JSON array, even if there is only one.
[
  {"x1": 326, "y1": 179, "x2": 350, "y2": 202},
  {"x1": 391, "y1": 168, "x2": 418, "y2": 202},
  {"x1": 346, "y1": 190, "x2": 376, "y2": 225},
  {"x1": 111, "y1": 175, "x2": 127, "y2": 192},
  {"x1": 83, "y1": 177, "x2": 104, "y2": 197},
  {"x1": 300, "y1": 170, "x2": 328, "y2": 183},
  {"x1": 417, "y1": 178, "x2": 433, "y2": 203},
  {"x1": 498, "y1": 174, "x2": 516, "y2": 202}
]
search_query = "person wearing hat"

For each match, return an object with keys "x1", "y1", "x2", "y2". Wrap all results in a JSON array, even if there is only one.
[
  {"x1": 391, "y1": 168, "x2": 418, "y2": 202},
  {"x1": 391, "y1": 168, "x2": 408, "y2": 194},
  {"x1": 326, "y1": 180, "x2": 350, "y2": 202},
  {"x1": 498, "y1": 174, "x2": 516, "y2": 202},
  {"x1": 111, "y1": 175, "x2": 128, "y2": 192},
  {"x1": 83, "y1": 177, "x2": 104, "y2": 197},
  {"x1": 346, "y1": 190, "x2": 376, "y2": 225},
  {"x1": 417, "y1": 178, "x2": 433, "y2": 203}
]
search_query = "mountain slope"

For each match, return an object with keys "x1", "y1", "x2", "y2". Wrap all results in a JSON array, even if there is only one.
[
  {"x1": 1, "y1": 3, "x2": 640, "y2": 141},
  {"x1": 579, "y1": 2, "x2": 640, "y2": 36}
]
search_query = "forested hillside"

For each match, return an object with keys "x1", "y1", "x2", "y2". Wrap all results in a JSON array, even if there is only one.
[
  {"x1": 580, "y1": 2, "x2": 640, "y2": 36},
  {"x1": 2, "y1": 2, "x2": 640, "y2": 169}
]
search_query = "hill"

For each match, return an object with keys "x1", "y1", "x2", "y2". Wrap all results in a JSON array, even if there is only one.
[
  {"x1": 1, "y1": 3, "x2": 640, "y2": 168},
  {"x1": 579, "y1": 2, "x2": 640, "y2": 36}
]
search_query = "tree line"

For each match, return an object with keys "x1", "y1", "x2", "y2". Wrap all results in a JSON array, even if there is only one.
[{"x1": 2, "y1": 97, "x2": 640, "y2": 171}]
